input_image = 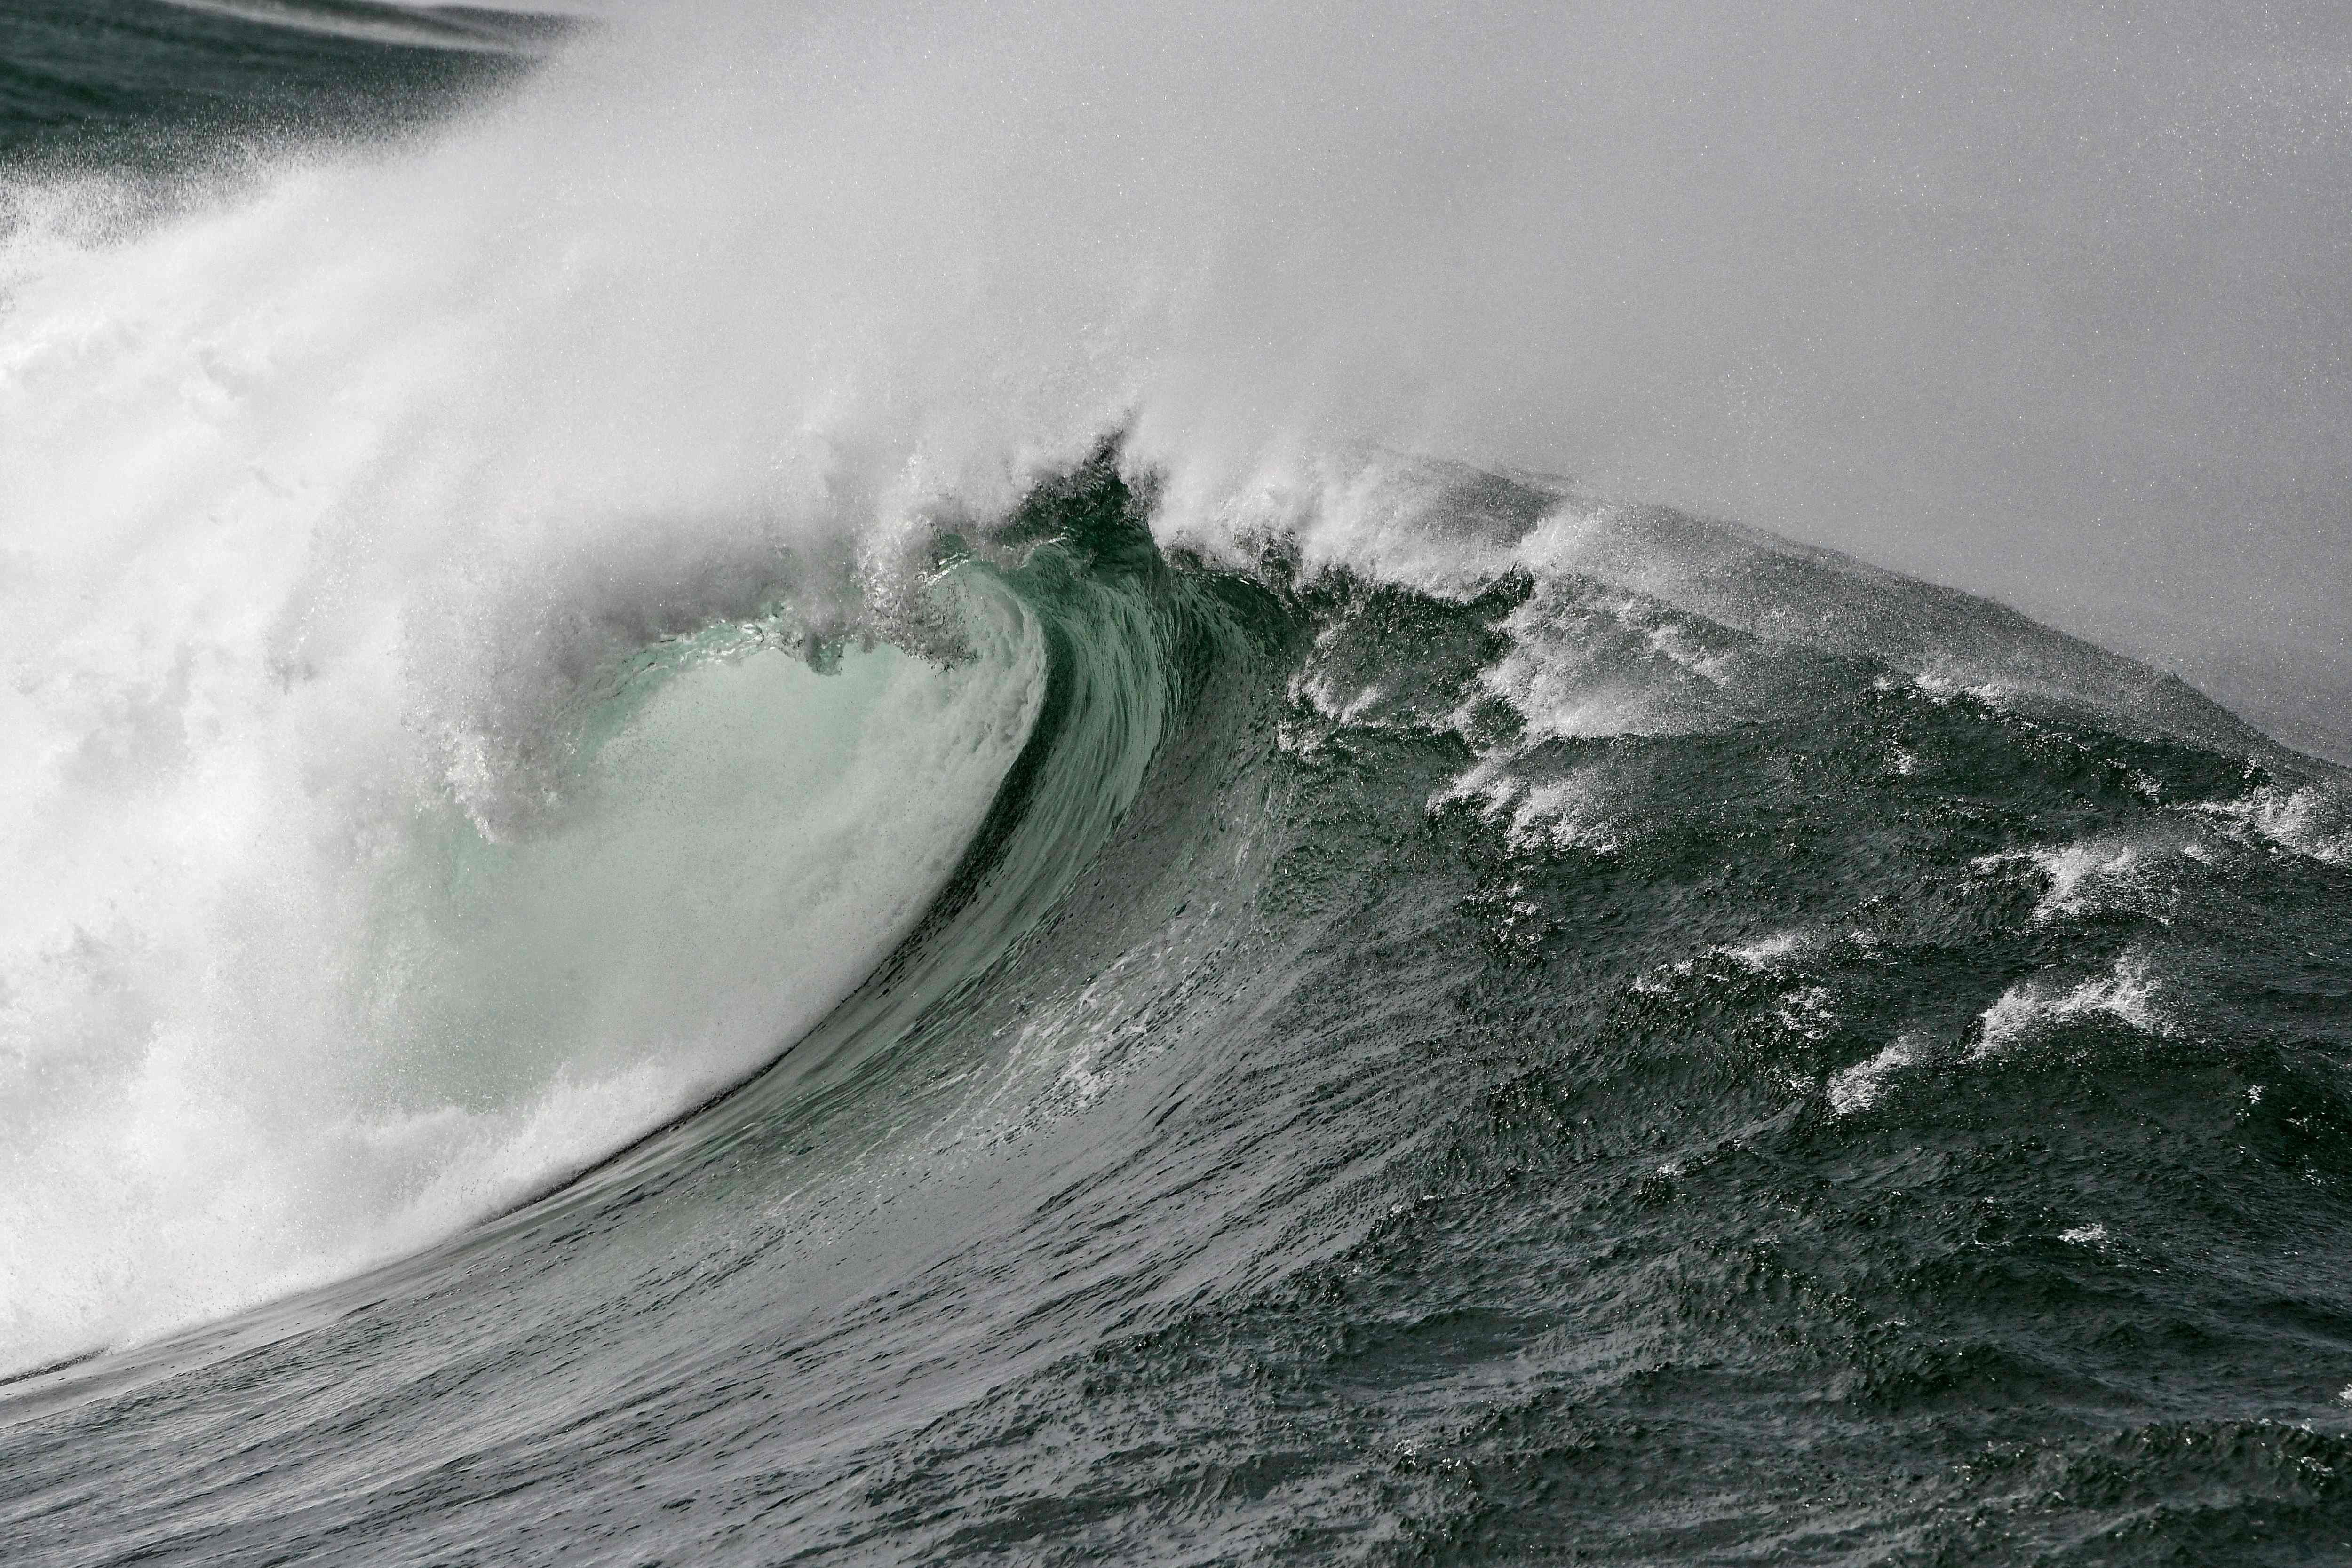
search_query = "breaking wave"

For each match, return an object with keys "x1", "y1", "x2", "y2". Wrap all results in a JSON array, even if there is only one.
[{"x1": 5, "y1": 4, "x2": 2352, "y2": 1563}]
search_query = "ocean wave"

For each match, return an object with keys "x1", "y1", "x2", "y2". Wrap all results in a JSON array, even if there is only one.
[
  {"x1": 4, "y1": 444, "x2": 2350, "y2": 1564},
  {"x1": 5, "y1": 5, "x2": 2352, "y2": 1558}
]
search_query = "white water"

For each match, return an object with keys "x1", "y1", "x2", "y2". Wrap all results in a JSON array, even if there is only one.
[
  {"x1": 0, "y1": 126, "x2": 1055, "y2": 1361},
  {"x1": 0, "y1": 569, "x2": 1039, "y2": 1369}
]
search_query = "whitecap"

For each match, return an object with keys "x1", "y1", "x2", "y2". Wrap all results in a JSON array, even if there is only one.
[
  {"x1": 1827, "y1": 1036, "x2": 1919, "y2": 1117},
  {"x1": 1969, "y1": 949, "x2": 2170, "y2": 1060},
  {"x1": 2191, "y1": 783, "x2": 2352, "y2": 867},
  {"x1": 1721, "y1": 930, "x2": 1811, "y2": 970}
]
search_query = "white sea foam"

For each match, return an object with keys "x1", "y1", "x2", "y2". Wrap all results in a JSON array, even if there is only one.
[
  {"x1": 2191, "y1": 783, "x2": 2352, "y2": 867},
  {"x1": 1432, "y1": 759, "x2": 1624, "y2": 857},
  {"x1": 1415, "y1": 571, "x2": 1761, "y2": 843},
  {"x1": 1724, "y1": 930, "x2": 1812, "y2": 971},
  {"x1": 1472, "y1": 583, "x2": 1745, "y2": 743},
  {"x1": 1828, "y1": 1035, "x2": 1921, "y2": 1117},
  {"x1": 1289, "y1": 671, "x2": 1398, "y2": 730},
  {"x1": 1912, "y1": 667, "x2": 2019, "y2": 709},
  {"x1": 1973, "y1": 838, "x2": 2169, "y2": 924},
  {"x1": 2027, "y1": 842, "x2": 2146, "y2": 920},
  {"x1": 1969, "y1": 950, "x2": 2171, "y2": 1061}
]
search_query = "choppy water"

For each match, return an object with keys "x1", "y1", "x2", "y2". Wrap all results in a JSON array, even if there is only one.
[{"x1": 5, "y1": 7, "x2": 2351, "y2": 1565}]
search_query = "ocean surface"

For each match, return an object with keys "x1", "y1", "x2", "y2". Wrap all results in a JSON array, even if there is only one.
[{"x1": 4, "y1": 6, "x2": 2352, "y2": 1564}]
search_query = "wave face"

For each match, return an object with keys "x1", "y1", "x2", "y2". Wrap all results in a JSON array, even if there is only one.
[
  {"x1": 6, "y1": 5, "x2": 2352, "y2": 1566},
  {"x1": 5, "y1": 444, "x2": 2349, "y2": 1561}
]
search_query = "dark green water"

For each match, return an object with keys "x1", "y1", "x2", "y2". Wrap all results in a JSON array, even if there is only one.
[
  {"x1": 4, "y1": 10, "x2": 2351, "y2": 1565},
  {"x1": 0, "y1": 0, "x2": 553, "y2": 166}
]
